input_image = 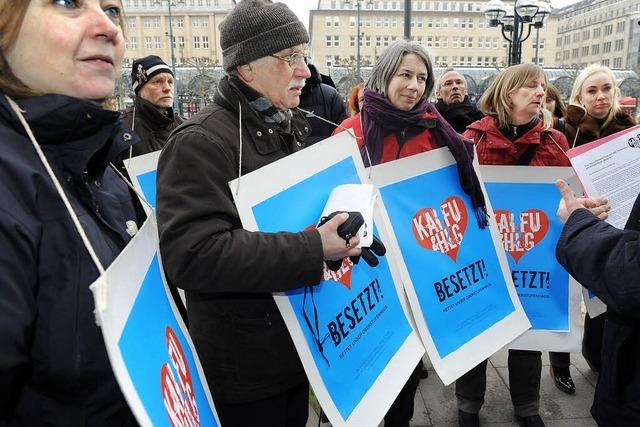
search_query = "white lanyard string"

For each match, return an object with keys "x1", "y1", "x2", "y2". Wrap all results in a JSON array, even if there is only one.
[{"x1": 5, "y1": 95, "x2": 105, "y2": 275}]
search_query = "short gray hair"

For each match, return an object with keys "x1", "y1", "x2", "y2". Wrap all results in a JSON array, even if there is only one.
[{"x1": 365, "y1": 40, "x2": 434, "y2": 102}]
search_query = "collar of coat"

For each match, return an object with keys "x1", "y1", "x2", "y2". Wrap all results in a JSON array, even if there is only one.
[
  {"x1": 0, "y1": 93, "x2": 136, "y2": 174},
  {"x1": 134, "y1": 96, "x2": 177, "y2": 130},
  {"x1": 214, "y1": 75, "x2": 311, "y2": 155},
  {"x1": 566, "y1": 104, "x2": 636, "y2": 140}
]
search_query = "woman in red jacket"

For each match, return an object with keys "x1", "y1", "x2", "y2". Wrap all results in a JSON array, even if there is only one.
[
  {"x1": 457, "y1": 64, "x2": 570, "y2": 427},
  {"x1": 334, "y1": 39, "x2": 489, "y2": 427}
]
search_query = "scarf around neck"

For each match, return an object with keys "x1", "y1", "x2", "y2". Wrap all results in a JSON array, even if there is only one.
[
  {"x1": 227, "y1": 74, "x2": 292, "y2": 131},
  {"x1": 361, "y1": 88, "x2": 488, "y2": 228}
]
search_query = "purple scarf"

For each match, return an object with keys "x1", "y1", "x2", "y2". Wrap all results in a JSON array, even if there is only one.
[{"x1": 361, "y1": 88, "x2": 488, "y2": 228}]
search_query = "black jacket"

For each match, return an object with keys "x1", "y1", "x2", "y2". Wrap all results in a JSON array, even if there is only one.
[
  {"x1": 435, "y1": 96, "x2": 484, "y2": 134},
  {"x1": 156, "y1": 76, "x2": 325, "y2": 403},
  {"x1": 121, "y1": 96, "x2": 183, "y2": 157},
  {"x1": 0, "y1": 94, "x2": 138, "y2": 425},
  {"x1": 298, "y1": 64, "x2": 347, "y2": 145},
  {"x1": 557, "y1": 204, "x2": 640, "y2": 425}
]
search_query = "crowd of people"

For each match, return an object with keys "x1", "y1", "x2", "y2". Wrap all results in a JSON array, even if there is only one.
[{"x1": 0, "y1": 0, "x2": 638, "y2": 426}]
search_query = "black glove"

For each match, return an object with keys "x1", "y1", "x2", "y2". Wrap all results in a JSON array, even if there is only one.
[{"x1": 317, "y1": 211, "x2": 386, "y2": 270}]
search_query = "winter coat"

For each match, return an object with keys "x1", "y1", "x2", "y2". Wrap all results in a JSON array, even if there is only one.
[
  {"x1": 564, "y1": 105, "x2": 636, "y2": 148},
  {"x1": 333, "y1": 112, "x2": 440, "y2": 163},
  {"x1": 0, "y1": 94, "x2": 138, "y2": 425},
  {"x1": 156, "y1": 76, "x2": 324, "y2": 404},
  {"x1": 463, "y1": 116, "x2": 571, "y2": 166},
  {"x1": 435, "y1": 96, "x2": 484, "y2": 134},
  {"x1": 121, "y1": 96, "x2": 183, "y2": 157},
  {"x1": 298, "y1": 64, "x2": 347, "y2": 145},
  {"x1": 556, "y1": 199, "x2": 640, "y2": 425}
]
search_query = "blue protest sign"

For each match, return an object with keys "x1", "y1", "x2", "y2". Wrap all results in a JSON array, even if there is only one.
[
  {"x1": 231, "y1": 133, "x2": 425, "y2": 427},
  {"x1": 480, "y1": 166, "x2": 582, "y2": 352},
  {"x1": 484, "y1": 182, "x2": 569, "y2": 331},
  {"x1": 93, "y1": 217, "x2": 220, "y2": 426},
  {"x1": 371, "y1": 149, "x2": 530, "y2": 385}
]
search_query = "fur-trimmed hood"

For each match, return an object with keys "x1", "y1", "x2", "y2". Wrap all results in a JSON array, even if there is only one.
[{"x1": 564, "y1": 105, "x2": 636, "y2": 148}]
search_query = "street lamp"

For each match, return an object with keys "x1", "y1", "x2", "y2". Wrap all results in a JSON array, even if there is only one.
[
  {"x1": 154, "y1": 0, "x2": 184, "y2": 113},
  {"x1": 345, "y1": 0, "x2": 372, "y2": 81},
  {"x1": 484, "y1": 0, "x2": 550, "y2": 66}
]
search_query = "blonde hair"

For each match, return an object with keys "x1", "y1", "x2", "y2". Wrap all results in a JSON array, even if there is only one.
[
  {"x1": 479, "y1": 63, "x2": 552, "y2": 130},
  {"x1": 569, "y1": 63, "x2": 621, "y2": 129},
  {"x1": 0, "y1": 0, "x2": 125, "y2": 98}
]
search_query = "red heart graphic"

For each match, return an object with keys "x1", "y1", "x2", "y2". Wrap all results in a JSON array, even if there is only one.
[
  {"x1": 412, "y1": 196, "x2": 468, "y2": 262},
  {"x1": 305, "y1": 224, "x2": 353, "y2": 290},
  {"x1": 494, "y1": 209, "x2": 549, "y2": 263},
  {"x1": 323, "y1": 258, "x2": 354, "y2": 290}
]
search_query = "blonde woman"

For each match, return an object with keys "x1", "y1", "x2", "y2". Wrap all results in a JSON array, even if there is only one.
[{"x1": 565, "y1": 63, "x2": 636, "y2": 148}]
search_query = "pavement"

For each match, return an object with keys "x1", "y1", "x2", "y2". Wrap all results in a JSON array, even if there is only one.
[{"x1": 307, "y1": 348, "x2": 599, "y2": 427}]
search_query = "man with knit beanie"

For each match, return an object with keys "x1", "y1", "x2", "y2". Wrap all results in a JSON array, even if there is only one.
[
  {"x1": 156, "y1": 2, "x2": 362, "y2": 426},
  {"x1": 122, "y1": 55, "x2": 183, "y2": 158}
]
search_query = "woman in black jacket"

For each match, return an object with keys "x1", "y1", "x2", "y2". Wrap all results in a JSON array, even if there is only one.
[
  {"x1": 0, "y1": 1, "x2": 139, "y2": 425},
  {"x1": 556, "y1": 181, "x2": 639, "y2": 426}
]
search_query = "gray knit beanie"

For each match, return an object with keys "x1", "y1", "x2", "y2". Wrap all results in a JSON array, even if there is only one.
[{"x1": 220, "y1": 0, "x2": 309, "y2": 72}]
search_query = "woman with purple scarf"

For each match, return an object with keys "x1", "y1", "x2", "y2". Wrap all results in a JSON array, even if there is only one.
[{"x1": 334, "y1": 40, "x2": 488, "y2": 427}]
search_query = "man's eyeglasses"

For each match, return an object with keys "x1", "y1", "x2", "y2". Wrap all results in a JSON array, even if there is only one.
[{"x1": 269, "y1": 52, "x2": 310, "y2": 67}]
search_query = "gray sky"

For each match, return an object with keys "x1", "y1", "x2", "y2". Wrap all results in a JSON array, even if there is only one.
[{"x1": 274, "y1": 0, "x2": 582, "y2": 30}]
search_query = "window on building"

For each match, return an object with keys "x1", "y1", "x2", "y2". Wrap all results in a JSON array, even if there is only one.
[
  {"x1": 365, "y1": 36, "x2": 371, "y2": 47},
  {"x1": 326, "y1": 35, "x2": 332, "y2": 47},
  {"x1": 349, "y1": 35, "x2": 356, "y2": 47},
  {"x1": 376, "y1": 35, "x2": 382, "y2": 47},
  {"x1": 145, "y1": 36, "x2": 152, "y2": 49},
  {"x1": 593, "y1": 28, "x2": 601, "y2": 37},
  {"x1": 613, "y1": 57, "x2": 622, "y2": 68},
  {"x1": 349, "y1": 16, "x2": 356, "y2": 26},
  {"x1": 193, "y1": 36, "x2": 200, "y2": 49},
  {"x1": 602, "y1": 58, "x2": 610, "y2": 66},
  {"x1": 129, "y1": 36, "x2": 137, "y2": 49},
  {"x1": 203, "y1": 35, "x2": 209, "y2": 49},
  {"x1": 581, "y1": 46, "x2": 589, "y2": 56},
  {"x1": 176, "y1": 16, "x2": 184, "y2": 28},
  {"x1": 383, "y1": 36, "x2": 390, "y2": 47},
  {"x1": 615, "y1": 39, "x2": 624, "y2": 51},
  {"x1": 616, "y1": 21, "x2": 625, "y2": 32},
  {"x1": 128, "y1": 18, "x2": 136, "y2": 28},
  {"x1": 604, "y1": 24, "x2": 613, "y2": 35},
  {"x1": 603, "y1": 41, "x2": 612, "y2": 53},
  {"x1": 154, "y1": 36, "x2": 161, "y2": 49},
  {"x1": 177, "y1": 36, "x2": 185, "y2": 47}
]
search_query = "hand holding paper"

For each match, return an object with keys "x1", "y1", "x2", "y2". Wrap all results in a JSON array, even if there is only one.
[{"x1": 556, "y1": 180, "x2": 610, "y2": 223}]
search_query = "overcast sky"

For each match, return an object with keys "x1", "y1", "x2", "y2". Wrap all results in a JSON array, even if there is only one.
[{"x1": 273, "y1": 0, "x2": 582, "y2": 30}]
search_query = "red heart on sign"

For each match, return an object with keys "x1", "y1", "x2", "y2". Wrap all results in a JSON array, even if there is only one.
[
  {"x1": 412, "y1": 195, "x2": 468, "y2": 262},
  {"x1": 323, "y1": 258, "x2": 354, "y2": 290},
  {"x1": 494, "y1": 209, "x2": 549, "y2": 263}
]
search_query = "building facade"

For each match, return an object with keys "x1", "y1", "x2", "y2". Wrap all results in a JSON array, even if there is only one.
[
  {"x1": 555, "y1": 0, "x2": 640, "y2": 71},
  {"x1": 309, "y1": 0, "x2": 559, "y2": 75},
  {"x1": 122, "y1": 0, "x2": 234, "y2": 67}
]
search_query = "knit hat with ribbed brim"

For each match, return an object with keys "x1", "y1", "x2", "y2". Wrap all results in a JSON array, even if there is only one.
[
  {"x1": 131, "y1": 55, "x2": 173, "y2": 94},
  {"x1": 220, "y1": 0, "x2": 309, "y2": 72}
]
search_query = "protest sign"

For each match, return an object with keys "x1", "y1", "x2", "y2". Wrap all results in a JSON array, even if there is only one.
[
  {"x1": 91, "y1": 216, "x2": 220, "y2": 427},
  {"x1": 370, "y1": 148, "x2": 530, "y2": 385},
  {"x1": 567, "y1": 125, "x2": 640, "y2": 228},
  {"x1": 230, "y1": 132, "x2": 425, "y2": 427},
  {"x1": 124, "y1": 150, "x2": 161, "y2": 214},
  {"x1": 481, "y1": 166, "x2": 582, "y2": 352}
]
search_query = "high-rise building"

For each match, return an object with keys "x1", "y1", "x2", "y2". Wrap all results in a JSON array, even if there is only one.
[
  {"x1": 309, "y1": 0, "x2": 559, "y2": 75},
  {"x1": 555, "y1": 0, "x2": 640, "y2": 70}
]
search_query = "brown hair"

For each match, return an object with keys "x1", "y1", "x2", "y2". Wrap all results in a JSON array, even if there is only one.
[
  {"x1": 0, "y1": 1, "x2": 34, "y2": 97},
  {"x1": 545, "y1": 83, "x2": 566, "y2": 119},
  {"x1": 478, "y1": 63, "x2": 552, "y2": 130},
  {"x1": 347, "y1": 82, "x2": 365, "y2": 116}
]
